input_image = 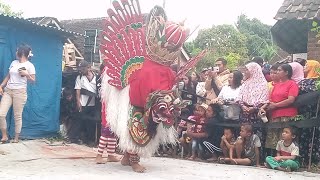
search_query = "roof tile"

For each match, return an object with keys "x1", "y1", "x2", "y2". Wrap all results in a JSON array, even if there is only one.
[
  {"x1": 278, "y1": 6, "x2": 289, "y2": 13},
  {"x1": 293, "y1": 0, "x2": 303, "y2": 6},
  {"x1": 275, "y1": 0, "x2": 320, "y2": 20}
]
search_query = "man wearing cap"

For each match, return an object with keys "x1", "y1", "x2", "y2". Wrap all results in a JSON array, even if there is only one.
[{"x1": 69, "y1": 60, "x2": 97, "y2": 144}]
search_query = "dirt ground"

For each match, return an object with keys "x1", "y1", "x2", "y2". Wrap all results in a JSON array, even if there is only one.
[{"x1": 0, "y1": 140, "x2": 319, "y2": 180}]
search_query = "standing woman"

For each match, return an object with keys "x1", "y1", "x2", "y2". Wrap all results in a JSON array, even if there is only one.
[
  {"x1": 237, "y1": 62, "x2": 269, "y2": 123},
  {"x1": 0, "y1": 44, "x2": 36, "y2": 143}
]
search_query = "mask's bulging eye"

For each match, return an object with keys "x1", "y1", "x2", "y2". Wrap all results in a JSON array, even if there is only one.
[
  {"x1": 169, "y1": 106, "x2": 174, "y2": 113},
  {"x1": 158, "y1": 102, "x2": 167, "y2": 111}
]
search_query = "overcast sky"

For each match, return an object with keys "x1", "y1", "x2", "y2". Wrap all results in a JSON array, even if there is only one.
[{"x1": 3, "y1": 0, "x2": 283, "y2": 39}]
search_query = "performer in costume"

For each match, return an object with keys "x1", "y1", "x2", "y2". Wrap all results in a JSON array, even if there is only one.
[
  {"x1": 95, "y1": 64, "x2": 121, "y2": 164},
  {"x1": 100, "y1": 0, "x2": 205, "y2": 172},
  {"x1": 95, "y1": 101, "x2": 121, "y2": 163}
]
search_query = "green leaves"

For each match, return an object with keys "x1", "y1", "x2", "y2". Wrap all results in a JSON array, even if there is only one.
[
  {"x1": 0, "y1": 2, "x2": 23, "y2": 17},
  {"x1": 312, "y1": 21, "x2": 318, "y2": 27},
  {"x1": 187, "y1": 14, "x2": 277, "y2": 71},
  {"x1": 311, "y1": 21, "x2": 320, "y2": 40},
  {"x1": 236, "y1": 14, "x2": 273, "y2": 58}
]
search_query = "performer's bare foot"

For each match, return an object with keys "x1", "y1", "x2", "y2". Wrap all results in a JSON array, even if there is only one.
[
  {"x1": 107, "y1": 155, "x2": 122, "y2": 162},
  {"x1": 131, "y1": 163, "x2": 146, "y2": 173},
  {"x1": 121, "y1": 153, "x2": 130, "y2": 166},
  {"x1": 95, "y1": 154, "x2": 107, "y2": 164}
]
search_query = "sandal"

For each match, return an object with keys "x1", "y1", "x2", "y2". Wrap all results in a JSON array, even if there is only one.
[
  {"x1": 10, "y1": 140, "x2": 19, "y2": 143},
  {"x1": 1, "y1": 139, "x2": 9, "y2": 144},
  {"x1": 284, "y1": 167, "x2": 291, "y2": 172},
  {"x1": 218, "y1": 157, "x2": 226, "y2": 164}
]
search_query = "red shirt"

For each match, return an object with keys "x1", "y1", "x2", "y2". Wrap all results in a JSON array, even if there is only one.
[
  {"x1": 189, "y1": 115, "x2": 206, "y2": 133},
  {"x1": 270, "y1": 80, "x2": 299, "y2": 119}
]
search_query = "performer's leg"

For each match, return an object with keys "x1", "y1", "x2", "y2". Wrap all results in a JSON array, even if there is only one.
[
  {"x1": 95, "y1": 135, "x2": 108, "y2": 164},
  {"x1": 106, "y1": 137, "x2": 121, "y2": 162},
  {"x1": 129, "y1": 153, "x2": 146, "y2": 173},
  {"x1": 121, "y1": 151, "x2": 130, "y2": 166}
]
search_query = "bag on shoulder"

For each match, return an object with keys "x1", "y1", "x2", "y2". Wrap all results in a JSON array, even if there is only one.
[{"x1": 222, "y1": 104, "x2": 241, "y2": 121}]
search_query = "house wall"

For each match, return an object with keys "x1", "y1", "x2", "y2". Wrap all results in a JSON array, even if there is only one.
[
  {"x1": 307, "y1": 31, "x2": 320, "y2": 60},
  {"x1": 0, "y1": 23, "x2": 63, "y2": 138}
]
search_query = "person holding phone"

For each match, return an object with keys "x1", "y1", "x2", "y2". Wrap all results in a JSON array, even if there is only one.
[
  {"x1": 204, "y1": 58, "x2": 231, "y2": 104},
  {"x1": 0, "y1": 44, "x2": 36, "y2": 143},
  {"x1": 205, "y1": 58, "x2": 231, "y2": 91}
]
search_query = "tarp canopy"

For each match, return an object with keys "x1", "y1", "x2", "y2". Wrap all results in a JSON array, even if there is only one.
[
  {"x1": 271, "y1": 19, "x2": 310, "y2": 54},
  {"x1": 0, "y1": 22, "x2": 63, "y2": 138}
]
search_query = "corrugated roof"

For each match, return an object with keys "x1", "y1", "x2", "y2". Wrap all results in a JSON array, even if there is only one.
[
  {"x1": 0, "y1": 14, "x2": 84, "y2": 37},
  {"x1": 274, "y1": 0, "x2": 320, "y2": 20}
]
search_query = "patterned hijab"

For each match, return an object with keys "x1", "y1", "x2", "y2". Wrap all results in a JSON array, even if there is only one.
[{"x1": 237, "y1": 62, "x2": 269, "y2": 106}]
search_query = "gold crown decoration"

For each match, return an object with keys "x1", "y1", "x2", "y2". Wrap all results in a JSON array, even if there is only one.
[{"x1": 145, "y1": 6, "x2": 190, "y2": 66}]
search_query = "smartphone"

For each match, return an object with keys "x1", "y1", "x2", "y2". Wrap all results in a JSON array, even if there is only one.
[
  {"x1": 18, "y1": 67, "x2": 26, "y2": 77},
  {"x1": 178, "y1": 81, "x2": 184, "y2": 90},
  {"x1": 18, "y1": 67, "x2": 26, "y2": 71},
  {"x1": 212, "y1": 66, "x2": 219, "y2": 72}
]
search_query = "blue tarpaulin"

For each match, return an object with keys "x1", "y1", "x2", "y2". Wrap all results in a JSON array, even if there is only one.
[{"x1": 0, "y1": 18, "x2": 65, "y2": 138}]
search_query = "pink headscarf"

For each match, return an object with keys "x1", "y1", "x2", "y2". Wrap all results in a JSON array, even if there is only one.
[
  {"x1": 289, "y1": 62, "x2": 304, "y2": 83},
  {"x1": 237, "y1": 62, "x2": 269, "y2": 106}
]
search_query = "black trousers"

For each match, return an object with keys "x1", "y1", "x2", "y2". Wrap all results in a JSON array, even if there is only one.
[{"x1": 67, "y1": 106, "x2": 98, "y2": 144}]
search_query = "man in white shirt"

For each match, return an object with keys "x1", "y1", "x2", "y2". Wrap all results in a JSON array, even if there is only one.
[
  {"x1": 68, "y1": 60, "x2": 97, "y2": 144},
  {"x1": 75, "y1": 60, "x2": 96, "y2": 110}
]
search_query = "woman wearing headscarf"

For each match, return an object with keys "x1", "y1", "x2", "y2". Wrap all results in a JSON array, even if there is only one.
[
  {"x1": 305, "y1": 60, "x2": 320, "y2": 80},
  {"x1": 288, "y1": 62, "x2": 304, "y2": 84},
  {"x1": 289, "y1": 61, "x2": 316, "y2": 94},
  {"x1": 237, "y1": 62, "x2": 269, "y2": 123}
]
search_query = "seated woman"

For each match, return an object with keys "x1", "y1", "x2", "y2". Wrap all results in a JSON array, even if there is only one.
[
  {"x1": 260, "y1": 64, "x2": 299, "y2": 151},
  {"x1": 213, "y1": 70, "x2": 243, "y2": 104},
  {"x1": 212, "y1": 70, "x2": 243, "y2": 120},
  {"x1": 186, "y1": 103, "x2": 224, "y2": 161}
]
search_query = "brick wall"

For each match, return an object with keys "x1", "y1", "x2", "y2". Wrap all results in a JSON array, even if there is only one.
[{"x1": 307, "y1": 31, "x2": 320, "y2": 60}]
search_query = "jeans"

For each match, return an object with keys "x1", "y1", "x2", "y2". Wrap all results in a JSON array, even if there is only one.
[{"x1": 192, "y1": 139, "x2": 204, "y2": 152}]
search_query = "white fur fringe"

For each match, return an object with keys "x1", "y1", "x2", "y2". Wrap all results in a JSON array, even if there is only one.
[{"x1": 100, "y1": 72, "x2": 178, "y2": 157}]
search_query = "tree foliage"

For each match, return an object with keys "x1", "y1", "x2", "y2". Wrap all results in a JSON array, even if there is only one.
[
  {"x1": 194, "y1": 24, "x2": 248, "y2": 57},
  {"x1": 236, "y1": 14, "x2": 276, "y2": 60},
  {"x1": 0, "y1": 1, "x2": 22, "y2": 17},
  {"x1": 191, "y1": 25, "x2": 248, "y2": 70},
  {"x1": 187, "y1": 14, "x2": 277, "y2": 71}
]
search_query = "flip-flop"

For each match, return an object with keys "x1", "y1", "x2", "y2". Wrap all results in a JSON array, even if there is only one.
[
  {"x1": 285, "y1": 167, "x2": 291, "y2": 172},
  {"x1": 10, "y1": 140, "x2": 19, "y2": 143},
  {"x1": 1, "y1": 139, "x2": 9, "y2": 144},
  {"x1": 218, "y1": 157, "x2": 226, "y2": 164}
]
